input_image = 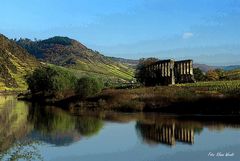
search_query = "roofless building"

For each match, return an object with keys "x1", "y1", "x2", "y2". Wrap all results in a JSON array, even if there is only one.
[{"x1": 145, "y1": 59, "x2": 195, "y2": 85}]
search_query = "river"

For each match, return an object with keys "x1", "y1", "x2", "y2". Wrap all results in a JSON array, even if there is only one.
[{"x1": 0, "y1": 95, "x2": 239, "y2": 161}]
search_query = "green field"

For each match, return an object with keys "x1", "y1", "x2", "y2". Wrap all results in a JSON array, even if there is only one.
[
  {"x1": 72, "y1": 60, "x2": 134, "y2": 81},
  {"x1": 72, "y1": 80, "x2": 240, "y2": 113},
  {"x1": 48, "y1": 62, "x2": 134, "y2": 87},
  {"x1": 222, "y1": 69, "x2": 240, "y2": 80},
  {"x1": 177, "y1": 80, "x2": 240, "y2": 95}
]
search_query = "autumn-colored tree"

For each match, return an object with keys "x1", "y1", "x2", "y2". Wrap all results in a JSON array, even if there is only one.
[
  {"x1": 214, "y1": 69, "x2": 225, "y2": 80},
  {"x1": 206, "y1": 70, "x2": 220, "y2": 81}
]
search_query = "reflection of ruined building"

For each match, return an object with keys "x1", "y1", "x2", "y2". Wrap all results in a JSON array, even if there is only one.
[
  {"x1": 136, "y1": 123, "x2": 194, "y2": 146},
  {"x1": 145, "y1": 59, "x2": 195, "y2": 85}
]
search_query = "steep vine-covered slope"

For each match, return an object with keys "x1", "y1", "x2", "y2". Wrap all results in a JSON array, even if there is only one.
[
  {"x1": 16, "y1": 37, "x2": 134, "y2": 82},
  {"x1": 0, "y1": 34, "x2": 40, "y2": 90}
]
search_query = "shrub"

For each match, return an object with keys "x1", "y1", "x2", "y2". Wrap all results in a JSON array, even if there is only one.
[
  {"x1": 75, "y1": 77, "x2": 104, "y2": 98},
  {"x1": 214, "y1": 69, "x2": 225, "y2": 79},
  {"x1": 135, "y1": 58, "x2": 159, "y2": 86},
  {"x1": 206, "y1": 70, "x2": 220, "y2": 81},
  {"x1": 193, "y1": 68, "x2": 206, "y2": 81},
  {"x1": 26, "y1": 66, "x2": 77, "y2": 96}
]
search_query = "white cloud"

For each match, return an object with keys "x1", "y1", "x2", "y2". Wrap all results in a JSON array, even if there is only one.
[{"x1": 182, "y1": 32, "x2": 194, "y2": 39}]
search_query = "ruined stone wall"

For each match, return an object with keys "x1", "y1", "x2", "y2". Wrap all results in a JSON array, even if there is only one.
[
  {"x1": 146, "y1": 59, "x2": 175, "y2": 85},
  {"x1": 145, "y1": 59, "x2": 195, "y2": 85},
  {"x1": 174, "y1": 60, "x2": 195, "y2": 83}
]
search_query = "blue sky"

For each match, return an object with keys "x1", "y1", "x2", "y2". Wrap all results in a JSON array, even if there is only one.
[{"x1": 1, "y1": 0, "x2": 240, "y2": 65}]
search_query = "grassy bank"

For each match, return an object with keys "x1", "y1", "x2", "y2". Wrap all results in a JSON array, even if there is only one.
[
  {"x1": 19, "y1": 80, "x2": 240, "y2": 115},
  {"x1": 69, "y1": 80, "x2": 240, "y2": 115}
]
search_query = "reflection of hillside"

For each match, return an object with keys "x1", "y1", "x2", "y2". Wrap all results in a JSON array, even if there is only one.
[
  {"x1": 136, "y1": 122, "x2": 197, "y2": 146},
  {"x1": 28, "y1": 106, "x2": 104, "y2": 146},
  {"x1": 0, "y1": 96, "x2": 32, "y2": 152}
]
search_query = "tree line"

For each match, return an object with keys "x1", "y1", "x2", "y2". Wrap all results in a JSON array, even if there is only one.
[{"x1": 26, "y1": 66, "x2": 104, "y2": 99}]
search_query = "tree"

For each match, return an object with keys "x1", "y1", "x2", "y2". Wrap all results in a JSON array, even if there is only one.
[
  {"x1": 193, "y1": 68, "x2": 206, "y2": 81},
  {"x1": 75, "y1": 77, "x2": 104, "y2": 98},
  {"x1": 135, "y1": 57, "x2": 159, "y2": 86},
  {"x1": 206, "y1": 70, "x2": 220, "y2": 81},
  {"x1": 26, "y1": 66, "x2": 77, "y2": 96},
  {"x1": 214, "y1": 68, "x2": 225, "y2": 80}
]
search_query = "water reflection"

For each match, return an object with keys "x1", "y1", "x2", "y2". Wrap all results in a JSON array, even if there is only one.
[
  {"x1": 81, "y1": 112, "x2": 240, "y2": 147},
  {"x1": 0, "y1": 96, "x2": 32, "y2": 151},
  {"x1": 0, "y1": 96, "x2": 240, "y2": 161},
  {"x1": 0, "y1": 140, "x2": 43, "y2": 161},
  {"x1": 0, "y1": 96, "x2": 104, "y2": 160},
  {"x1": 28, "y1": 105, "x2": 104, "y2": 146},
  {"x1": 0, "y1": 96, "x2": 40, "y2": 160},
  {"x1": 136, "y1": 122, "x2": 198, "y2": 146}
]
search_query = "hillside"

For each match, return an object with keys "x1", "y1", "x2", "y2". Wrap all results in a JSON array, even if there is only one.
[
  {"x1": 107, "y1": 57, "x2": 139, "y2": 68},
  {"x1": 193, "y1": 63, "x2": 217, "y2": 72},
  {"x1": 221, "y1": 65, "x2": 240, "y2": 71},
  {"x1": 0, "y1": 34, "x2": 40, "y2": 90},
  {"x1": 16, "y1": 37, "x2": 134, "y2": 82},
  {"x1": 194, "y1": 63, "x2": 240, "y2": 72},
  {"x1": 222, "y1": 69, "x2": 240, "y2": 80}
]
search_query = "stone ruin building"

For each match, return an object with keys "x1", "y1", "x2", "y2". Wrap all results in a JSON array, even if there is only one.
[{"x1": 145, "y1": 59, "x2": 195, "y2": 85}]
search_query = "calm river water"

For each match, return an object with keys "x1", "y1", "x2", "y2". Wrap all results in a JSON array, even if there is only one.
[{"x1": 0, "y1": 95, "x2": 240, "y2": 161}]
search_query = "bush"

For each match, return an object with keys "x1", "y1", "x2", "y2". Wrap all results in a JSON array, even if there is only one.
[
  {"x1": 214, "y1": 69, "x2": 225, "y2": 80},
  {"x1": 26, "y1": 66, "x2": 77, "y2": 96},
  {"x1": 135, "y1": 58, "x2": 159, "y2": 86},
  {"x1": 206, "y1": 70, "x2": 220, "y2": 81},
  {"x1": 193, "y1": 68, "x2": 206, "y2": 81},
  {"x1": 75, "y1": 77, "x2": 104, "y2": 98}
]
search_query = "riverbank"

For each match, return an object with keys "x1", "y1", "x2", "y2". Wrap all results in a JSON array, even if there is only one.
[
  {"x1": 71, "y1": 86, "x2": 240, "y2": 115},
  {"x1": 18, "y1": 81, "x2": 240, "y2": 115}
]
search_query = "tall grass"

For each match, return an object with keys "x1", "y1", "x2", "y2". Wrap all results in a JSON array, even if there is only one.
[{"x1": 178, "y1": 80, "x2": 240, "y2": 95}]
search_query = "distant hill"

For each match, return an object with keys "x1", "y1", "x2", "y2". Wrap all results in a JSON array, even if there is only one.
[
  {"x1": 221, "y1": 65, "x2": 240, "y2": 71},
  {"x1": 16, "y1": 36, "x2": 134, "y2": 82},
  {"x1": 193, "y1": 62, "x2": 240, "y2": 80},
  {"x1": 0, "y1": 34, "x2": 40, "y2": 90},
  {"x1": 107, "y1": 57, "x2": 139, "y2": 68},
  {"x1": 193, "y1": 63, "x2": 217, "y2": 72},
  {"x1": 193, "y1": 63, "x2": 240, "y2": 72}
]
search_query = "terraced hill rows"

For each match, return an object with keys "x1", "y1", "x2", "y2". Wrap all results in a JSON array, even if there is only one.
[
  {"x1": 0, "y1": 34, "x2": 40, "y2": 90},
  {"x1": 16, "y1": 37, "x2": 134, "y2": 82},
  {"x1": 223, "y1": 69, "x2": 240, "y2": 80}
]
